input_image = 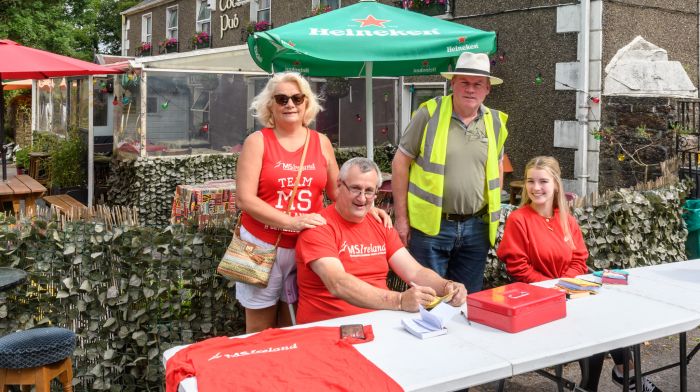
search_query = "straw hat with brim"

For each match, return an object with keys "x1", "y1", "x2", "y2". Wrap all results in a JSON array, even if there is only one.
[{"x1": 441, "y1": 52, "x2": 503, "y2": 85}]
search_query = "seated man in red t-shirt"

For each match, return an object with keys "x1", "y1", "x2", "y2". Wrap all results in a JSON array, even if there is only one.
[{"x1": 295, "y1": 157, "x2": 467, "y2": 324}]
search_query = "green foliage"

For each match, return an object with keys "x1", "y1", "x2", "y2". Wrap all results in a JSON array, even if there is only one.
[
  {"x1": 94, "y1": 0, "x2": 139, "y2": 54},
  {"x1": 334, "y1": 144, "x2": 397, "y2": 173},
  {"x1": 0, "y1": 215, "x2": 243, "y2": 391},
  {"x1": 484, "y1": 182, "x2": 690, "y2": 288},
  {"x1": 107, "y1": 155, "x2": 238, "y2": 227},
  {"x1": 14, "y1": 147, "x2": 29, "y2": 168},
  {"x1": 49, "y1": 128, "x2": 88, "y2": 188},
  {"x1": 575, "y1": 182, "x2": 689, "y2": 269},
  {"x1": 0, "y1": 0, "x2": 134, "y2": 59},
  {"x1": 106, "y1": 145, "x2": 397, "y2": 227},
  {"x1": 28, "y1": 130, "x2": 87, "y2": 188}
]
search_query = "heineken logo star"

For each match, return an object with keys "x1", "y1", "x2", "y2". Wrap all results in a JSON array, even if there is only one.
[
  {"x1": 422, "y1": 60, "x2": 429, "y2": 66},
  {"x1": 288, "y1": 41, "x2": 296, "y2": 47},
  {"x1": 293, "y1": 61, "x2": 301, "y2": 66},
  {"x1": 458, "y1": 37, "x2": 466, "y2": 43},
  {"x1": 353, "y1": 15, "x2": 390, "y2": 28}
]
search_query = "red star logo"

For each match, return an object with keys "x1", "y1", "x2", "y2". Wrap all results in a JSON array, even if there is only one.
[
  {"x1": 422, "y1": 60, "x2": 429, "y2": 66},
  {"x1": 458, "y1": 37, "x2": 466, "y2": 43},
  {"x1": 293, "y1": 61, "x2": 301, "y2": 66},
  {"x1": 353, "y1": 15, "x2": 390, "y2": 28},
  {"x1": 288, "y1": 41, "x2": 296, "y2": 47}
]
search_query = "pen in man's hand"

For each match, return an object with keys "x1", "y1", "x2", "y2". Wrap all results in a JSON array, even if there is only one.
[{"x1": 461, "y1": 310, "x2": 472, "y2": 326}]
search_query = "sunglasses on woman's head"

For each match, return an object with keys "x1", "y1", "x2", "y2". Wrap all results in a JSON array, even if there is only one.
[{"x1": 273, "y1": 94, "x2": 306, "y2": 106}]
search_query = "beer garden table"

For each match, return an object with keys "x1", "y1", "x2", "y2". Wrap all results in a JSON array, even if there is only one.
[
  {"x1": 0, "y1": 175, "x2": 47, "y2": 216},
  {"x1": 170, "y1": 179, "x2": 237, "y2": 225}
]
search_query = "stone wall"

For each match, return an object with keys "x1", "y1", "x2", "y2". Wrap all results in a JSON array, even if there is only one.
[{"x1": 599, "y1": 96, "x2": 678, "y2": 191}]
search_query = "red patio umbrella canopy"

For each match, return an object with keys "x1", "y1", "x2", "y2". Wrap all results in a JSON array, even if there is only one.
[
  {"x1": 0, "y1": 39, "x2": 122, "y2": 181},
  {"x1": 0, "y1": 39, "x2": 121, "y2": 79}
]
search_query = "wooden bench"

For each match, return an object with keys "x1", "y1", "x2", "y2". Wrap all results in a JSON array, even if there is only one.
[{"x1": 42, "y1": 194, "x2": 87, "y2": 218}]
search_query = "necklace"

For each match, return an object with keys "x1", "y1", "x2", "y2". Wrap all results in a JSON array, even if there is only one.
[
  {"x1": 539, "y1": 213, "x2": 554, "y2": 232},
  {"x1": 543, "y1": 217, "x2": 554, "y2": 232}
]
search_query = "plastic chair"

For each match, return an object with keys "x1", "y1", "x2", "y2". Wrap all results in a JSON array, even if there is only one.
[{"x1": 0, "y1": 327, "x2": 75, "y2": 392}]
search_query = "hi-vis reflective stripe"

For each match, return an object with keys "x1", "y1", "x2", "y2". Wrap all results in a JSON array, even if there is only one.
[
  {"x1": 488, "y1": 178, "x2": 500, "y2": 190},
  {"x1": 407, "y1": 183, "x2": 443, "y2": 206},
  {"x1": 414, "y1": 97, "x2": 444, "y2": 175},
  {"x1": 491, "y1": 211, "x2": 500, "y2": 222},
  {"x1": 491, "y1": 109, "x2": 502, "y2": 144}
]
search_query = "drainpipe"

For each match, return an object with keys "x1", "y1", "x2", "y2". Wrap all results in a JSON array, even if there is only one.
[{"x1": 578, "y1": 0, "x2": 591, "y2": 196}]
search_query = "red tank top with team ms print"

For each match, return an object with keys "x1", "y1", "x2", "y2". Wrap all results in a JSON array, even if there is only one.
[{"x1": 241, "y1": 128, "x2": 328, "y2": 249}]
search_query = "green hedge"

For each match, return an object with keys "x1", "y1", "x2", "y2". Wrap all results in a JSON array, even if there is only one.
[
  {"x1": 0, "y1": 217, "x2": 241, "y2": 391},
  {"x1": 484, "y1": 181, "x2": 689, "y2": 287},
  {"x1": 106, "y1": 145, "x2": 397, "y2": 227},
  {"x1": 107, "y1": 155, "x2": 238, "y2": 227}
]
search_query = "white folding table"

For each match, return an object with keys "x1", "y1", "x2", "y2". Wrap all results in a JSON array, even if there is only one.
[
  {"x1": 163, "y1": 310, "x2": 512, "y2": 392},
  {"x1": 163, "y1": 261, "x2": 700, "y2": 392},
  {"x1": 594, "y1": 259, "x2": 700, "y2": 391}
]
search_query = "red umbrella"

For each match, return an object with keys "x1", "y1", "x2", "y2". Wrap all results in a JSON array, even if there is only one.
[{"x1": 0, "y1": 39, "x2": 122, "y2": 180}]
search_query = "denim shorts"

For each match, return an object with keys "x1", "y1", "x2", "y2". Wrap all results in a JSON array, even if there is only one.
[{"x1": 234, "y1": 226, "x2": 298, "y2": 309}]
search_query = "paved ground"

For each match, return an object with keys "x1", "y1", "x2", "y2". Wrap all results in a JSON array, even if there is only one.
[{"x1": 470, "y1": 326, "x2": 700, "y2": 391}]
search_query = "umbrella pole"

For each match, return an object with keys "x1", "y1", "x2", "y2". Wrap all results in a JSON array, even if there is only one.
[
  {"x1": 365, "y1": 61, "x2": 374, "y2": 161},
  {"x1": 0, "y1": 73, "x2": 6, "y2": 181}
]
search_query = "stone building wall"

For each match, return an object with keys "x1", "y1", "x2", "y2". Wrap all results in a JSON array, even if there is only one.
[{"x1": 598, "y1": 96, "x2": 678, "y2": 191}]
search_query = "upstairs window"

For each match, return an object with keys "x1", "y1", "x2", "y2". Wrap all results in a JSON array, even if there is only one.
[
  {"x1": 142, "y1": 13, "x2": 152, "y2": 43},
  {"x1": 196, "y1": 0, "x2": 211, "y2": 35},
  {"x1": 312, "y1": 0, "x2": 340, "y2": 12},
  {"x1": 398, "y1": 0, "x2": 449, "y2": 17},
  {"x1": 166, "y1": 6, "x2": 178, "y2": 39},
  {"x1": 257, "y1": 0, "x2": 271, "y2": 23}
]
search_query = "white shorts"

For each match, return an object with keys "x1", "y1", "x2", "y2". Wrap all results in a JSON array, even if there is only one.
[{"x1": 234, "y1": 226, "x2": 298, "y2": 309}]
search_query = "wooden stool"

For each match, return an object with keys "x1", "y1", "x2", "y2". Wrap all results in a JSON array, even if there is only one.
[
  {"x1": 0, "y1": 357, "x2": 73, "y2": 392},
  {"x1": 509, "y1": 180, "x2": 524, "y2": 205},
  {"x1": 28, "y1": 152, "x2": 50, "y2": 187},
  {"x1": 0, "y1": 327, "x2": 75, "y2": 392}
]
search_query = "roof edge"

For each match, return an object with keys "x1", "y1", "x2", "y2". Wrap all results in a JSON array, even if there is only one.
[{"x1": 121, "y1": 0, "x2": 178, "y2": 16}]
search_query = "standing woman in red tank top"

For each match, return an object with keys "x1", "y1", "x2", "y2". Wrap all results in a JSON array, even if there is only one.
[{"x1": 236, "y1": 72, "x2": 336, "y2": 333}]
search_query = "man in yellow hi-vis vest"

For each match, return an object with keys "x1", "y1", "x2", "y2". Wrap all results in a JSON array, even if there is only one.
[{"x1": 392, "y1": 52, "x2": 508, "y2": 293}]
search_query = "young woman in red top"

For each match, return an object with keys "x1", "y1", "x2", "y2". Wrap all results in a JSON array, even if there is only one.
[{"x1": 498, "y1": 156, "x2": 661, "y2": 392}]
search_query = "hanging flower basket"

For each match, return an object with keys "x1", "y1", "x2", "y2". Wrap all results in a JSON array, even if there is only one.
[
  {"x1": 192, "y1": 31, "x2": 211, "y2": 49},
  {"x1": 323, "y1": 77, "x2": 350, "y2": 98},
  {"x1": 136, "y1": 42, "x2": 152, "y2": 57},
  {"x1": 160, "y1": 38, "x2": 179, "y2": 54},
  {"x1": 397, "y1": 0, "x2": 447, "y2": 16}
]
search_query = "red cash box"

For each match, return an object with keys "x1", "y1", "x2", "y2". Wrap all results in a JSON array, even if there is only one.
[{"x1": 467, "y1": 282, "x2": 566, "y2": 333}]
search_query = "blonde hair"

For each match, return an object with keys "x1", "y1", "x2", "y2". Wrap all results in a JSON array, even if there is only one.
[
  {"x1": 520, "y1": 156, "x2": 575, "y2": 249},
  {"x1": 249, "y1": 72, "x2": 322, "y2": 128}
]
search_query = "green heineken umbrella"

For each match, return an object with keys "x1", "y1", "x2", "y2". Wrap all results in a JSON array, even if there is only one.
[{"x1": 248, "y1": 0, "x2": 497, "y2": 158}]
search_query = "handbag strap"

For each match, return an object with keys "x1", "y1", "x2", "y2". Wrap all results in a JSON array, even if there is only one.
[{"x1": 272, "y1": 128, "x2": 311, "y2": 247}]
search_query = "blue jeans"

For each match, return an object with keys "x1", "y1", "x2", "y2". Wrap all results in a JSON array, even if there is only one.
[{"x1": 409, "y1": 216, "x2": 489, "y2": 293}]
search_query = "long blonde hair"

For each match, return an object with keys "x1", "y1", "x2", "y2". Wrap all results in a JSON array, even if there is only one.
[
  {"x1": 249, "y1": 72, "x2": 322, "y2": 128},
  {"x1": 520, "y1": 156, "x2": 575, "y2": 249}
]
